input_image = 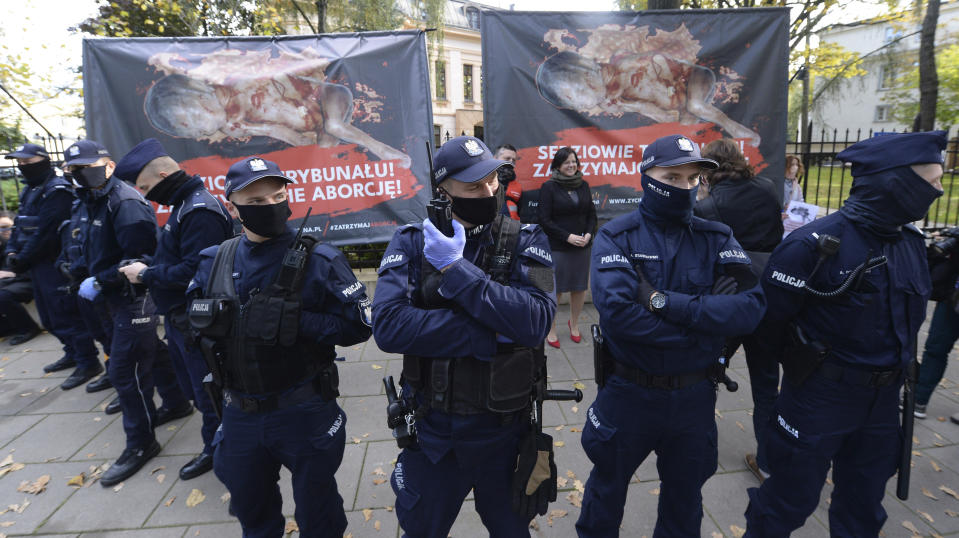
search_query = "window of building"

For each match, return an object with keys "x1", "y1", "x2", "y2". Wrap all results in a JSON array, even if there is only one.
[
  {"x1": 874, "y1": 105, "x2": 892, "y2": 122},
  {"x1": 878, "y1": 64, "x2": 895, "y2": 90},
  {"x1": 465, "y1": 7, "x2": 480, "y2": 30},
  {"x1": 435, "y1": 60, "x2": 447, "y2": 100},
  {"x1": 434, "y1": 124, "x2": 442, "y2": 147},
  {"x1": 463, "y1": 64, "x2": 474, "y2": 102}
]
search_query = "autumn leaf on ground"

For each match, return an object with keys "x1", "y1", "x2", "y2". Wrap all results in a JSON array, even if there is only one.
[
  {"x1": 566, "y1": 470, "x2": 576, "y2": 479},
  {"x1": 940, "y1": 485, "x2": 959, "y2": 500},
  {"x1": 931, "y1": 460, "x2": 942, "y2": 472},
  {"x1": 0, "y1": 462, "x2": 24, "y2": 479},
  {"x1": 570, "y1": 427, "x2": 581, "y2": 432},
  {"x1": 566, "y1": 491, "x2": 582, "y2": 508},
  {"x1": 945, "y1": 509, "x2": 959, "y2": 517},
  {"x1": 67, "y1": 473, "x2": 85, "y2": 487},
  {"x1": 352, "y1": 437, "x2": 362, "y2": 444},
  {"x1": 712, "y1": 533, "x2": 723, "y2": 538},
  {"x1": 736, "y1": 421, "x2": 745, "y2": 431},
  {"x1": 113, "y1": 483, "x2": 124, "y2": 493},
  {"x1": 284, "y1": 520, "x2": 299, "y2": 534},
  {"x1": 374, "y1": 520, "x2": 381, "y2": 531},
  {"x1": 164, "y1": 496, "x2": 176, "y2": 507},
  {"x1": 649, "y1": 487, "x2": 660, "y2": 496},
  {"x1": 156, "y1": 474, "x2": 165, "y2": 484},
  {"x1": 573, "y1": 382, "x2": 586, "y2": 390},
  {"x1": 0, "y1": 456, "x2": 12, "y2": 467},
  {"x1": 919, "y1": 510, "x2": 934, "y2": 524},
  {"x1": 922, "y1": 487, "x2": 939, "y2": 500},
  {"x1": 372, "y1": 467, "x2": 386, "y2": 476},
  {"x1": 371, "y1": 364, "x2": 383, "y2": 370},
  {"x1": 372, "y1": 478, "x2": 387, "y2": 485},
  {"x1": 574, "y1": 479, "x2": 584, "y2": 493},
  {"x1": 554, "y1": 441, "x2": 565, "y2": 447},
  {"x1": 571, "y1": 406, "x2": 578, "y2": 413},
  {"x1": 386, "y1": 506, "x2": 393, "y2": 512},
  {"x1": 221, "y1": 492, "x2": 231, "y2": 504},
  {"x1": 550, "y1": 509, "x2": 568, "y2": 518},
  {"x1": 555, "y1": 425, "x2": 565, "y2": 431},
  {"x1": 17, "y1": 474, "x2": 50, "y2": 495},
  {"x1": 529, "y1": 520, "x2": 540, "y2": 531},
  {"x1": 186, "y1": 488, "x2": 206, "y2": 507},
  {"x1": 902, "y1": 520, "x2": 922, "y2": 536},
  {"x1": 557, "y1": 477, "x2": 568, "y2": 488},
  {"x1": 363, "y1": 508, "x2": 373, "y2": 522},
  {"x1": 715, "y1": 410, "x2": 723, "y2": 419},
  {"x1": 730, "y1": 525, "x2": 746, "y2": 537}
]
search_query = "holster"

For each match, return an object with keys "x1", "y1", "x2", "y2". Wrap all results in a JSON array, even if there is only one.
[
  {"x1": 202, "y1": 373, "x2": 223, "y2": 419},
  {"x1": 781, "y1": 323, "x2": 830, "y2": 386},
  {"x1": 592, "y1": 324, "x2": 612, "y2": 388},
  {"x1": 314, "y1": 362, "x2": 340, "y2": 401}
]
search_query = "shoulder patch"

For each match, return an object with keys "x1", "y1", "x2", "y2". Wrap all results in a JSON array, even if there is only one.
[
  {"x1": 378, "y1": 252, "x2": 408, "y2": 272},
  {"x1": 313, "y1": 243, "x2": 341, "y2": 261},
  {"x1": 596, "y1": 252, "x2": 632, "y2": 269},
  {"x1": 601, "y1": 211, "x2": 641, "y2": 237},
  {"x1": 717, "y1": 248, "x2": 751, "y2": 265},
  {"x1": 520, "y1": 244, "x2": 553, "y2": 265}
]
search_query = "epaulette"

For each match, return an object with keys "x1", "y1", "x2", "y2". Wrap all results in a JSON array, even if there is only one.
[{"x1": 602, "y1": 211, "x2": 641, "y2": 236}]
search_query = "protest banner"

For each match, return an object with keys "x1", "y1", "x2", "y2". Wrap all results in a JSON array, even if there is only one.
[
  {"x1": 83, "y1": 31, "x2": 434, "y2": 244},
  {"x1": 482, "y1": 9, "x2": 789, "y2": 220}
]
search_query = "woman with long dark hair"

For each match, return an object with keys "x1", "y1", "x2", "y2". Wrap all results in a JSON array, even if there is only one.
[
  {"x1": 695, "y1": 138, "x2": 782, "y2": 484},
  {"x1": 538, "y1": 147, "x2": 597, "y2": 348}
]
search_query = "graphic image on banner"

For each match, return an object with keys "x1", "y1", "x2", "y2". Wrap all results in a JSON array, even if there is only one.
[
  {"x1": 481, "y1": 10, "x2": 788, "y2": 221},
  {"x1": 83, "y1": 31, "x2": 434, "y2": 244}
]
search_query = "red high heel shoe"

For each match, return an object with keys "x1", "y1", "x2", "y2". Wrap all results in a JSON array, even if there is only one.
[
  {"x1": 569, "y1": 320, "x2": 582, "y2": 343},
  {"x1": 547, "y1": 335, "x2": 560, "y2": 348}
]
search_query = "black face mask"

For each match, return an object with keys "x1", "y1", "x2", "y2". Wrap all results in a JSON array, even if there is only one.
[
  {"x1": 73, "y1": 165, "x2": 110, "y2": 189},
  {"x1": 18, "y1": 160, "x2": 51, "y2": 186},
  {"x1": 235, "y1": 200, "x2": 292, "y2": 238},
  {"x1": 449, "y1": 194, "x2": 498, "y2": 227},
  {"x1": 145, "y1": 170, "x2": 191, "y2": 205}
]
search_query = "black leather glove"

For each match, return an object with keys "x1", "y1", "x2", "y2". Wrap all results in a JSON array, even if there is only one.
[
  {"x1": 635, "y1": 266, "x2": 657, "y2": 311},
  {"x1": 711, "y1": 275, "x2": 738, "y2": 295},
  {"x1": 512, "y1": 429, "x2": 557, "y2": 522},
  {"x1": 7, "y1": 253, "x2": 24, "y2": 274}
]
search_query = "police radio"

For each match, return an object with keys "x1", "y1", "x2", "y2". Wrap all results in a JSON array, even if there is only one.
[
  {"x1": 425, "y1": 140, "x2": 454, "y2": 237},
  {"x1": 275, "y1": 207, "x2": 314, "y2": 291}
]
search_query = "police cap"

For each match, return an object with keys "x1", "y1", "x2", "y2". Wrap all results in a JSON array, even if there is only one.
[
  {"x1": 224, "y1": 156, "x2": 291, "y2": 199},
  {"x1": 114, "y1": 138, "x2": 169, "y2": 183},
  {"x1": 640, "y1": 135, "x2": 718, "y2": 173},
  {"x1": 63, "y1": 140, "x2": 111, "y2": 167},
  {"x1": 433, "y1": 136, "x2": 506, "y2": 185},
  {"x1": 837, "y1": 130, "x2": 948, "y2": 177},
  {"x1": 4, "y1": 143, "x2": 49, "y2": 160}
]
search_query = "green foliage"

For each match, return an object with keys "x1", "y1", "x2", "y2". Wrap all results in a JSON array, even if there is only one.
[
  {"x1": 886, "y1": 40, "x2": 959, "y2": 128},
  {"x1": 324, "y1": 0, "x2": 403, "y2": 32},
  {"x1": 78, "y1": 0, "x2": 289, "y2": 37}
]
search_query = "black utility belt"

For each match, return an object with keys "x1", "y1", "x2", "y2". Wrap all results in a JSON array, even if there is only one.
[
  {"x1": 223, "y1": 381, "x2": 321, "y2": 414},
  {"x1": 613, "y1": 362, "x2": 709, "y2": 390},
  {"x1": 817, "y1": 362, "x2": 901, "y2": 388}
]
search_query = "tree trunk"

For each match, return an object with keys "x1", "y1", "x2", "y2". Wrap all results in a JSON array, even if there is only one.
[
  {"x1": 918, "y1": 0, "x2": 940, "y2": 131},
  {"x1": 315, "y1": 0, "x2": 327, "y2": 33},
  {"x1": 647, "y1": 0, "x2": 681, "y2": 9}
]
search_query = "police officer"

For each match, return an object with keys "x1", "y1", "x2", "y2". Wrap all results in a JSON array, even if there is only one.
[
  {"x1": 55, "y1": 199, "x2": 114, "y2": 395},
  {"x1": 114, "y1": 138, "x2": 232, "y2": 480},
  {"x1": 0, "y1": 210, "x2": 41, "y2": 342},
  {"x1": 372, "y1": 136, "x2": 557, "y2": 537},
  {"x1": 64, "y1": 139, "x2": 192, "y2": 486},
  {"x1": 744, "y1": 131, "x2": 947, "y2": 536},
  {"x1": 188, "y1": 156, "x2": 371, "y2": 537},
  {"x1": 578, "y1": 134, "x2": 765, "y2": 537},
  {"x1": 2, "y1": 143, "x2": 103, "y2": 390}
]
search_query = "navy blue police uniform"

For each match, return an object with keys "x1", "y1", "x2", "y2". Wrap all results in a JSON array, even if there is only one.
[
  {"x1": 57, "y1": 199, "x2": 113, "y2": 357},
  {"x1": 114, "y1": 139, "x2": 233, "y2": 479},
  {"x1": 577, "y1": 135, "x2": 765, "y2": 537},
  {"x1": 3, "y1": 144, "x2": 101, "y2": 384},
  {"x1": 188, "y1": 156, "x2": 371, "y2": 538},
  {"x1": 744, "y1": 131, "x2": 947, "y2": 537},
  {"x1": 66, "y1": 140, "x2": 191, "y2": 486},
  {"x1": 372, "y1": 136, "x2": 557, "y2": 538}
]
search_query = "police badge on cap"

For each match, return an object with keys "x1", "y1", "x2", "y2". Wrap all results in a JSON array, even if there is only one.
[
  {"x1": 463, "y1": 139, "x2": 484, "y2": 157},
  {"x1": 677, "y1": 138, "x2": 695, "y2": 152},
  {"x1": 248, "y1": 158, "x2": 268, "y2": 172}
]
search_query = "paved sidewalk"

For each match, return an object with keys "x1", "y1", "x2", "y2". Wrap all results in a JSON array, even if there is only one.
[{"x1": 0, "y1": 302, "x2": 958, "y2": 537}]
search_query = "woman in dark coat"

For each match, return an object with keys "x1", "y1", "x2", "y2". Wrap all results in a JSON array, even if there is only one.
[
  {"x1": 694, "y1": 137, "x2": 783, "y2": 484},
  {"x1": 538, "y1": 147, "x2": 597, "y2": 347}
]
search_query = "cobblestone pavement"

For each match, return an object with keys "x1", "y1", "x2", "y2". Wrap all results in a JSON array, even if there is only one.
[{"x1": 0, "y1": 302, "x2": 957, "y2": 537}]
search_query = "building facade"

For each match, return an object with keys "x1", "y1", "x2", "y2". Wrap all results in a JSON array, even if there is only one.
[{"x1": 813, "y1": 1, "x2": 959, "y2": 135}]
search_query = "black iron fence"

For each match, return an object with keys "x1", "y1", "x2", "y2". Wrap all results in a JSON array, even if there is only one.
[{"x1": 788, "y1": 127, "x2": 959, "y2": 229}]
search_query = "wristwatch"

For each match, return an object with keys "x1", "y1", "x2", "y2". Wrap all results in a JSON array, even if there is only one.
[
  {"x1": 92, "y1": 279, "x2": 102, "y2": 291},
  {"x1": 649, "y1": 291, "x2": 667, "y2": 312},
  {"x1": 137, "y1": 267, "x2": 148, "y2": 283}
]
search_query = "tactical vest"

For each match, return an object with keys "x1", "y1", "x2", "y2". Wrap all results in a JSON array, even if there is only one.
[
  {"x1": 402, "y1": 215, "x2": 543, "y2": 415},
  {"x1": 201, "y1": 235, "x2": 336, "y2": 395},
  {"x1": 12, "y1": 174, "x2": 73, "y2": 251}
]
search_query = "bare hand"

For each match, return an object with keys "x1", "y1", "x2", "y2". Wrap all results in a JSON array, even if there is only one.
[
  {"x1": 118, "y1": 261, "x2": 148, "y2": 284},
  {"x1": 567, "y1": 234, "x2": 588, "y2": 247},
  {"x1": 0, "y1": 270, "x2": 15, "y2": 279}
]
